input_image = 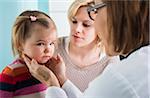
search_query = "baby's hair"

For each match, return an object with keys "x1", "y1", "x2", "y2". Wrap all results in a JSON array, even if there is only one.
[{"x1": 12, "y1": 10, "x2": 57, "y2": 57}]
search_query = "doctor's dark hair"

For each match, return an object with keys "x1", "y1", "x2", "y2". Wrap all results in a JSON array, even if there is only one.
[{"x1": 102, "y1": 0, "x2": 149, "y2": 55}]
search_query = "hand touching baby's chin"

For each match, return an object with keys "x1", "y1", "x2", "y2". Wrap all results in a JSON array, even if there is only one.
[
  {"x1": 37, "y1": 57, "x2": 51, "y2": 65},
  {"x1": 37, "y1": 60, "x2": 50, "y2": 66}
]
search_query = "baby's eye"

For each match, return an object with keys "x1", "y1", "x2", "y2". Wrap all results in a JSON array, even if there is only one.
[{"x1": 49, "y1": 42, "x2": 54, "y2": 46}]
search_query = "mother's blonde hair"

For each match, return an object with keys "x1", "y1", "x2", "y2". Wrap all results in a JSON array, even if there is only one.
[{"x1": 68, "y1": 0, "x2": 94, "y2": 21}]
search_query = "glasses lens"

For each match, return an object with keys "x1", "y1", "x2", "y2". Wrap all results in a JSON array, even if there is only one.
[
  {"x1": 90, "y1": 11, "x2": 97, "y2": 20},
  {"x1": 87, "y1": 7, "x2": 97, "y2": 20}
]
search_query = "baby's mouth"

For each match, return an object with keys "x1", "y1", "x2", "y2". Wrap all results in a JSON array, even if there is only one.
[{"x1": 24, "y1": 54, "x2": 50, "y2": 66}]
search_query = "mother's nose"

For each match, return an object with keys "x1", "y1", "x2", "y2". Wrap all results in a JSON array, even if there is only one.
[{"x1": 75, "y1": 23, "x2": 83, "y2": 33}]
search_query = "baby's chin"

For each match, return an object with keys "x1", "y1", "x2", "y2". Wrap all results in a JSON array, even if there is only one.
[
  {"x1": 37, "y1": 60, "x2": 49, "y2": 65},
  {"x1": 38, "y1": 57, "x2": 52, "y2": 64}
]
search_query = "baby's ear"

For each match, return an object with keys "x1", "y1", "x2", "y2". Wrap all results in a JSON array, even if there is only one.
[{"x1": 18, "y1": 44, "x2": 24, "y2": 52}]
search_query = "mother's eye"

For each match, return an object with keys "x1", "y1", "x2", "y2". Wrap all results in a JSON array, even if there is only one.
[
  {"x1": 72, "y1": 20, "x2": 77, "y2": 24},
  {"x1": 83, "y1": 23, "x2": 91, "y2": 27},
  {"x1": 36, "y1": 43, "x2": 44, "y2": 46}
]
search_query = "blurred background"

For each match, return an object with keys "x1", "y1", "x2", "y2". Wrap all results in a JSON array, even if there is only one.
[{"x1": 0, "y1": 0, "x2": 73, "y2": 72}]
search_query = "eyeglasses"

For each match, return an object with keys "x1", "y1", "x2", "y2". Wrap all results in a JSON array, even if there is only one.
[{"x1": 87, "y1": 2, "x2": 106, "y2": 20}]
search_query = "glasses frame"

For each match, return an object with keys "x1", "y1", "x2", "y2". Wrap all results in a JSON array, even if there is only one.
[{"x1": 87, "y1": 2, "x2": 106, "y2": 20}]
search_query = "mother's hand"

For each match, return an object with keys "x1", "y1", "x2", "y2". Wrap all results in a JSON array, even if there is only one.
[
  {"x1": 23, "y1": 55, "x2": 60, "y2": 87},
  {"x1": 46, "y1": 54, "x2": 67, "y2": 86}
]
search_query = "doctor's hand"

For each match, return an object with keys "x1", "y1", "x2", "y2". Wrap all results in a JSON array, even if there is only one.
[{"x1": 23, "y1": 55, "x2": 60, "y2": 87}]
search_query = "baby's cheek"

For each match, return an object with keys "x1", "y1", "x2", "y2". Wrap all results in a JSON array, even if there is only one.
[{"x1": 33, "y1": 55, "x2": 42, "y2": 63}]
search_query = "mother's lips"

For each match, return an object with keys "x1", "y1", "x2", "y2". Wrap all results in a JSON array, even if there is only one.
[{"x1": 73, "y1": 35, "x2": 83, "y2": 39}]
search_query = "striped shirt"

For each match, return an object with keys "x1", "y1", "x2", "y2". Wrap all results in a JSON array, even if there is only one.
[{"x1": 0, "y1": 59, "x2": 47, "y2": 98}]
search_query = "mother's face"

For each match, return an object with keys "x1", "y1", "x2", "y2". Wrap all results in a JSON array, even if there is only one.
[{"x1": 69, "y1": 6, "x2": 98, "y2": 48}]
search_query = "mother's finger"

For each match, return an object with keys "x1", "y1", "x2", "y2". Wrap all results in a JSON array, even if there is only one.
[{"x1": 57, "y1": 54, "x2": 63, "y2": 62}]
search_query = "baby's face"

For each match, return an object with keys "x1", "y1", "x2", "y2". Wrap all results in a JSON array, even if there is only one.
[{"x1": 22, "y1": 24, "x2": 57, "y2": 64}]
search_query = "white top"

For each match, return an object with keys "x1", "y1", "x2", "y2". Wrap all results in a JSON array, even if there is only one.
[{"x1": 46, "y1": 45, "x2": 150, "y2": 98}]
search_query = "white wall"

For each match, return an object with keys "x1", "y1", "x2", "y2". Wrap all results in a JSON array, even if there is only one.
[{"x1": 49, "y1": 0, "x2": 73, "y2": 37}]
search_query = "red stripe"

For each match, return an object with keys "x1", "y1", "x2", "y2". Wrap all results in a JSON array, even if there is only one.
[
  {"x1": 14, "y1": 72, "x2": 32, "y2": 82},
  {"x1": 2, "y1": 67, "x2": 14, "y2": 77},
  {"x1": 13, "y1": 66, "x2": 29, "y2": 76},
  {"x1": 0, "y1": 73, "x2": 16, "y2": 84},
  {"x1": 0, "y1": 66, "x2": 31, "y2": 84}
]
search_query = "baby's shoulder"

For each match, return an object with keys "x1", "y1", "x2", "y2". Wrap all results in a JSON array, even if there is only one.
[{"x1": 2, "y1": 59, "x2": 27, "y2": 77}]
